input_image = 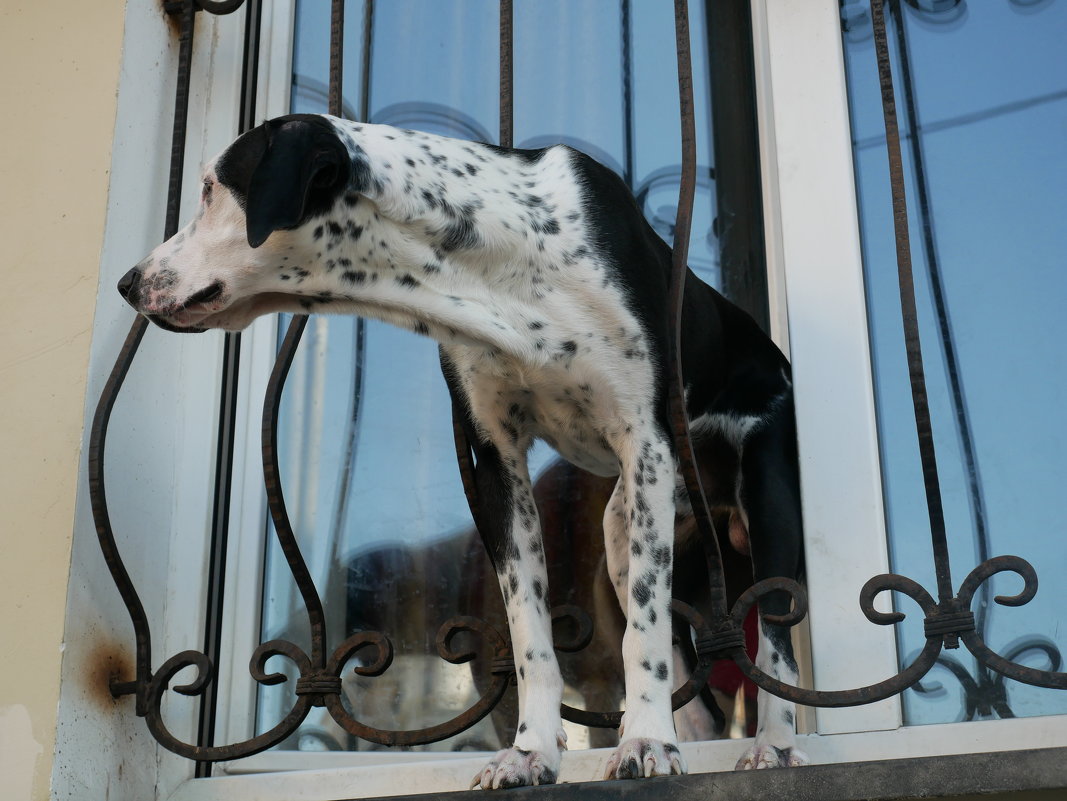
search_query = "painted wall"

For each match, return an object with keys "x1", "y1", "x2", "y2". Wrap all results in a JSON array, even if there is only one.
[{"x1": 0, "y1": 3, "x2": 127, "y2": 800}]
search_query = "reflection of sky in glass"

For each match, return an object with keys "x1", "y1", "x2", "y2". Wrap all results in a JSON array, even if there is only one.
[
  {"x1": 841, "y1": 0, "x2": 1067, "y2": 724},
  {"x1": 276, "y1": 1, "x2": 721, "y2": 565},
  {"x1": 260, "y1": 1, "x2": 724, "y2": 745}
]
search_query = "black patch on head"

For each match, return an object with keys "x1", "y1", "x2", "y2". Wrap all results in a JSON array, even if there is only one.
[{"x1": 216, "y1": 115, "x2": 368, "y2": 248}]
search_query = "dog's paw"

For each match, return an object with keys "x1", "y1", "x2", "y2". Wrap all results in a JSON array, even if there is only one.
[
  {"x1": 604, "y1": 738, "x2": 686, "y2": 780},
  {"x1": 735, "y1": 744, "x2": 808, "y2": 770},
  {"x1": 470, "y1": 747, "x2": 560, "y2": 790}
]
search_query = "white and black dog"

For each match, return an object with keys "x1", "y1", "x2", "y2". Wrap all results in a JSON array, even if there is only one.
[{"x1": 118, "y1": 114, "x2": 807, "y2": 786}]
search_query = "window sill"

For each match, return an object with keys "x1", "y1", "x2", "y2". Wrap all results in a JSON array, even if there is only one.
[
  {"x1": 174, "y1": 721, "x2": 1067, "y2": 801},
  {"x1": 362, "y1": 747, "x2": 1067, "y2": 801}
]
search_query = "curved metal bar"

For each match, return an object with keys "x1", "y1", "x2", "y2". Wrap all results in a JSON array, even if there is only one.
[
  {"x1": 665, "y1": 600, "x2": 723, "y2": 711},
  {"x1": 261, "y1": 314, "x2": 328, "y2": 669},
  {"x1": 251, "y1": 639, "x2": 314, "y2": 685},
  {"x1": 89, "y1": 316, "x2": 151, "y2": 712},
  {"x1": 719, "y1": 574, "x2": 943, "y2": 707},
  {"x1": 144, "y1": 647, "x2": 314, "y2": 761},
  {"x1": 322, "y1": 616, "x2": 513, "y2": 746},
  {"x1": 730, "y1": 627, "x2": 943, "y2": 709},
  {"x1": 962, "y1": 630, "x2": 1067, "y2": 690},
  {"x1": 955, "y1": 557, "x2": 1067, "y2": 689},
  {"x1": 956, "y1": 555, "x2": 1038, "y2": 609},
  {"x1": 89, "y1": 0, "x2": 200, "y2": 716},
  {"x1": 327, "y1": 631, "x2": 395, "y2": 678}
]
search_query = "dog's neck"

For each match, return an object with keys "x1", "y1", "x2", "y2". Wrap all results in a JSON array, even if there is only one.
[{"x1": 282, "y1": 119, "x2": 622, "y2": 363}]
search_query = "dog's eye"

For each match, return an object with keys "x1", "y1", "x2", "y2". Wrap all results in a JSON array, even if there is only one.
[{"x1": 201, "y1": 179, "x2": 213, "y2": 204}]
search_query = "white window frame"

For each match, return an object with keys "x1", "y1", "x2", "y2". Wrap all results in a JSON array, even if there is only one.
[{"x1": 80, "y1": 1, "x2": 1065, "y2": 799}]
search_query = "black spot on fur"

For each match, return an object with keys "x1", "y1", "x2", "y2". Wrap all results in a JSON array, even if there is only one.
[
  {"x1": 655, "y1": 661, "x2": 668, "y2": 681},
  {"x1": 632, "y1": 578, "x2": 653, "y2": 607},
  {"x1": 396, "y1": 274, "x2": 420, "y2": 289}
]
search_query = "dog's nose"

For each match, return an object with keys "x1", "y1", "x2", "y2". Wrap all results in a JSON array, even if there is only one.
[{"x1": 117, "y1": 269, "x2": 142, "y2": 305}]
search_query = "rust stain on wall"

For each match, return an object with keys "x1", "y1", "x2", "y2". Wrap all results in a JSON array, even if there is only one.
[{"x1": 84, "y1": 641, "x2": 132, "y2": 710}]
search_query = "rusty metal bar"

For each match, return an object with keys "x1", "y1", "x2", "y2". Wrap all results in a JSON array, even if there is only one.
[{"x1": 870, "y1": 0, "x2": 954, "y2": 608}]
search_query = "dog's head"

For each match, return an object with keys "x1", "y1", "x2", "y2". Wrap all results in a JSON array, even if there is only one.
[{"x1": 118, "y1": 114, "x2": 362, "y2": 332}]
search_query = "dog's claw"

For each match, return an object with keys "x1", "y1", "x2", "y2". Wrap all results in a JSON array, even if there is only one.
[
  {"x1": 735, "y1": 744, "x2": 808, "y2": 770},
  {"x1": 471, "y1": 747, "x2": 559, "y2": 790},
  {"x1": 604, "y1": 739, "x2": 686, "y2": 780}
]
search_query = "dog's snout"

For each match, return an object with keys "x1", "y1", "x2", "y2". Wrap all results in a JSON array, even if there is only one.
[{"x1": 117, "y1": 269, "x2": 142, "y2": 305}]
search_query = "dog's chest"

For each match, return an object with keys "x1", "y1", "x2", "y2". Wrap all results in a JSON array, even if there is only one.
[{"x1": 456, "y1": 334, "x2": 656, "y2": 477}]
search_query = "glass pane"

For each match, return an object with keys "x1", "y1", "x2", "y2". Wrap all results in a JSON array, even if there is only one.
[
  {"x1": 257, "y1": 0, "x2": 764, "y2": 752},
  {"x1": 841, "y1": 0, "x2": 1067, "y2": 725}
]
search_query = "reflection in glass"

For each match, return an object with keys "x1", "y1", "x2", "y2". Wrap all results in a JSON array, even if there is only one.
[
  {"x1": 256, "y1": 0, "x2": 759, "y2": 752},
  {"x1": 841, "y1": 0, "x2": 1067, "y2": 724}
]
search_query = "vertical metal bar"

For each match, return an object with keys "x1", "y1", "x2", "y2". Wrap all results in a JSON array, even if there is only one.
[
  {"x1": 887, "y1": 0, "x2": 989, "y2": 617},
  {"x1": 499, "y1": 0, "x2": 514, "y2": 148},
  {"x1": 329, "y1": 0, "x2": 344, "y2": 117},
  {"x1": 870, "y1": 0, "x2": 954, "y2": 606},
  {"x1": 196, "y1": 0, "x2": 262, "y2": 776},
  {"x1": 667, "y1": 0, "x2": 733, "y2": 624},
  {"x1": 164, "y1": 0, "x2": 197, "y2": 240},
  {"x1": 360, "y1": 0, "x2": 375, "y2": 122},
  {"x1": 620, "y1": 0, "x2": 635, "y2": 189}
]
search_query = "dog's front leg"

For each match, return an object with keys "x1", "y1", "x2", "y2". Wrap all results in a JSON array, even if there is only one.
[
  {"x1": 467, "y1": 442, "x2": 566, "y2": 789},
  {"x1": 602, "y1": 433, "x2": 687, "y2": 779}
]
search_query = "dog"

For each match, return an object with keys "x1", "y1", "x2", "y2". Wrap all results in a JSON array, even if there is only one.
[{"x1": 117, "y1": 113, "x2": 807, "y2": 786}]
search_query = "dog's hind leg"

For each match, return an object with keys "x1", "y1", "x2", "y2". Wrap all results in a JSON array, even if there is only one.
[
  {"x1": 733, "y1": 397, "x2": 808, "y2": 769},
  {"x1": 601, "y1": 433, "x2": 687, "y2": 779}
]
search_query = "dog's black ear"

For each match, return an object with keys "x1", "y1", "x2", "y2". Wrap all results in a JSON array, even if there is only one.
[{"x1": 240, "y1": 118, "x2": 351, "y2": 248}]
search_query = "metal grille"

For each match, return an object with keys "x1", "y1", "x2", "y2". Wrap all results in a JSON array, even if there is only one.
[{"x1": 88, "y1": 0, "x2": 1067, "y2": 771}]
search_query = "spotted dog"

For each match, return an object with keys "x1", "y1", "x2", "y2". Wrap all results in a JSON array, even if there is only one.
[{"x1": 118, "y1": 114, "x2": 807, "y2": 785}]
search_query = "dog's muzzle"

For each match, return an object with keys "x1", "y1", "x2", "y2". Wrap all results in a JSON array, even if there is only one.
[{"x1": 116, "y1": 268, "x2": 209, "y2": 334}]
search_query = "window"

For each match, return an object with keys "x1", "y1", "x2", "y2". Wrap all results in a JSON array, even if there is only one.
[
  {"x1": 80, "y1": 1, "x2": 1067, "y2": 798},
  {"x1": 840, "y1": 0, "x2": 1067, "y2": 725}
]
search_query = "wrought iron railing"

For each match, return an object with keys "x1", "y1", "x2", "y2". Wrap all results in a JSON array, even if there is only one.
[{"x1": 89, "y1": 0, "x2": 1067, "y2": 773}]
